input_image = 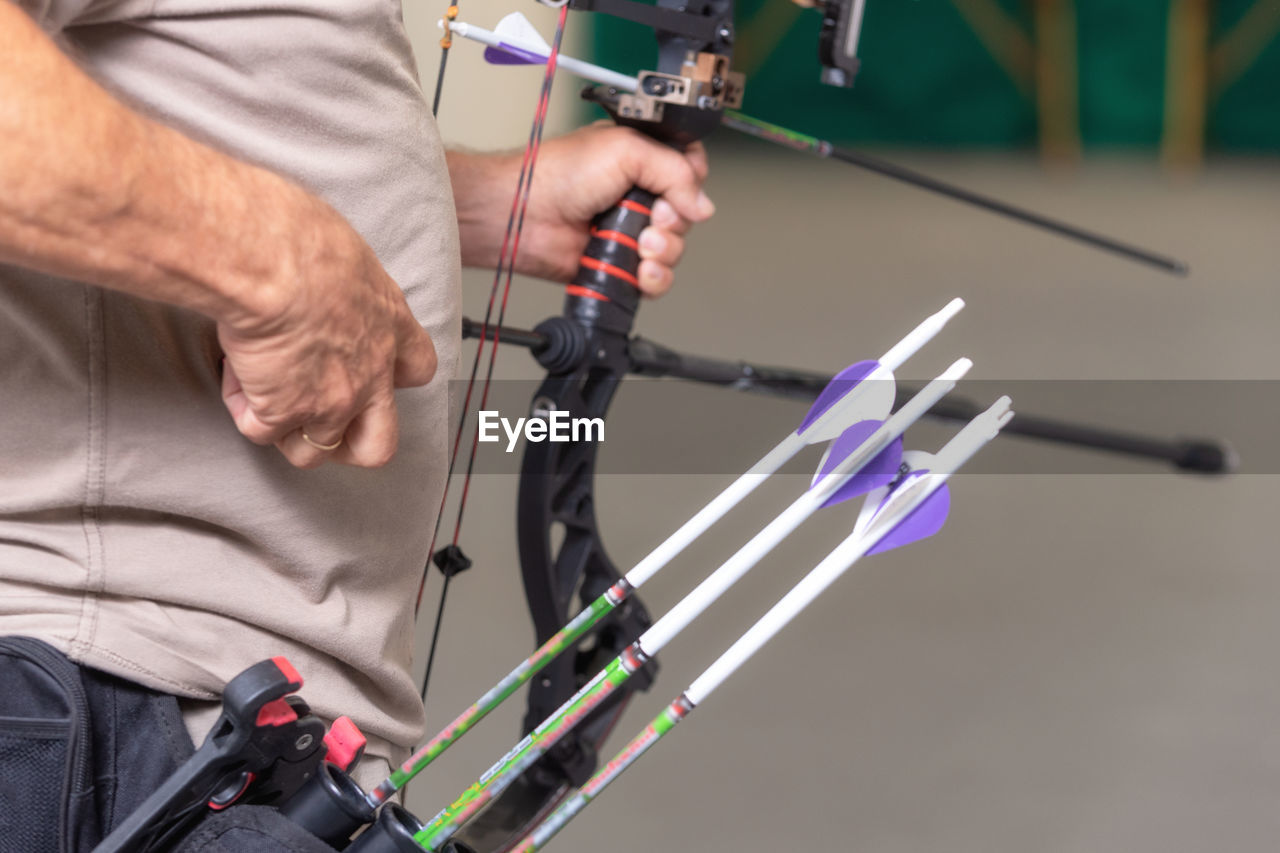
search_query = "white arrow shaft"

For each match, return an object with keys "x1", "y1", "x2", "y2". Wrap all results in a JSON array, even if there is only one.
[
  {"x1": 879, "y1": 297, "x2": 965, "y2": 372},
  {"x1": 626, "y1": 434, "x2": 801, "y2": 587}
]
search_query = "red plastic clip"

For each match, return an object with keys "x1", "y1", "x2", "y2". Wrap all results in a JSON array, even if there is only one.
[
  {"x1": 255, "y1": 698, "x2": 298, "y2": 728},
  {"x1": 270, "y1": 656, "x2": 303, "y2": 689},
  {"x1": 323, "y1": 716, "x2": 367, "y2": 772}
]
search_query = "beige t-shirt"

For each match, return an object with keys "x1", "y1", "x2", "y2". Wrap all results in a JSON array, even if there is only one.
[{"x1": 0, "y1": 0, "x2": 461, "y2": 785}]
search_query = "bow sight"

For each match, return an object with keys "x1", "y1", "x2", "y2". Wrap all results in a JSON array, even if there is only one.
[
  {"x1": 568, "y1": 1, "x2": 743, "y2": 146},
  {"x1": 562, "y1": 0, "x2": 866, "y2": 100},
  {"x1": 488, "y1": 1, "x2": 1186, "y2": 275}
]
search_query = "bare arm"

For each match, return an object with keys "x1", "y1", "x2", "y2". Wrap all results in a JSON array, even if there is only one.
[{"x1": 0, "y1": 3, "x2": 436, "y2": 467}]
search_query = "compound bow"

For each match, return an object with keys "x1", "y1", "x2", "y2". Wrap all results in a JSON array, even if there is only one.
[{"x1": 412, "y1": 4, "x2": 1225, "y2": 851}]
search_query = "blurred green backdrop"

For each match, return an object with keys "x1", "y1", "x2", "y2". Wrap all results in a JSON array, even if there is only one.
[{"x1": 587, "y1": 0, "x2": 1280, "y2": 151}]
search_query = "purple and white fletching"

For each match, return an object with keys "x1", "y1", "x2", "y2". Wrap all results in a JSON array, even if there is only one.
[
  {"x1": 850, "y1": 451, "x2": 953, "y2": 555},
  {"x1": 796, "y1": 297, "x2": 964, "y2": 445},
  {"x1": 810, "y1": 419, "x2": 904, "y2": 508},
  {"x1": 447, "y1": 13, "x2": 641, "y2": 92}
]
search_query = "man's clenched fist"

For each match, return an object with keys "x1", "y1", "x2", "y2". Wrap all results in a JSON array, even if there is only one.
[{"x1": 218, "y1": 190, "x2": 436, "y2": 470}]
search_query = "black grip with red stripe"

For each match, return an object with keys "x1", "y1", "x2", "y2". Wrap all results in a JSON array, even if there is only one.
[{"x1": 565, "y1": 186, "x2": 655, "y2": 335}]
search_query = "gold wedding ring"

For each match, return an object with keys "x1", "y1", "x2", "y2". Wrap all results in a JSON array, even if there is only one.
[{"x1": 301, "y1": 430, "x2": 343, "y2": 452}]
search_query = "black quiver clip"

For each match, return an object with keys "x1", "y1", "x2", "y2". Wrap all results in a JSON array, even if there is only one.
[{"x1": 93, "y1": 657, "x2": 371, "y2": 853}]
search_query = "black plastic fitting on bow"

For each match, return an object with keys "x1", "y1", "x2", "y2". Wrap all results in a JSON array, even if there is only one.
[
  {"x1": 93, "y1": 658, "x2": 328, "y2": 853},
  {"x1": 278, "y1": 762, "x2": 375, "y2": 849},
  {"x1": 345, "y1": 805, "x2": 476, "y2": 853},
  {"x1": 532, "y1": 316, "x2": 588, "y2": 373},
  {"x1": 818, "y1": 0, "x2": 865, "y2": 87},
  {"x1": 432, "y1": 544, "x2": 473, "y2": 579}
]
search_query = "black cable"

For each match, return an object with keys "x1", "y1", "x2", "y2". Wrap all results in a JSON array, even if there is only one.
[
  {"x1": 431, "y1": 46, "x2": 450, "y2": 117},
  {"x1": 420, "y1": 574, "x2": 452, "y2": 708},
  {"x1": 430, "y1": 3, "x2": 459, "y2": 117},
  {"x1": 826, "y1": 145, "x2": 1189, "y2": 277}
]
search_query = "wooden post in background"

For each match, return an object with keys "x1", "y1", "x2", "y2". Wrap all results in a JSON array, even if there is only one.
[
  {"x1": 1162, "y1": 0, "x2": 1211, "y2": 170},
  {"x1": 1032, "y1": 0, "x2": 1083, "y2": 165}
]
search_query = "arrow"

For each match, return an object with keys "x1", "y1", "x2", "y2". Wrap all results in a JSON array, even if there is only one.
[
  {"x1": 445, "y1": 13, "x2": 1189, "y2": 277},
  {"x1": 412, "y1": 357, "x2": 974, "y2": 850},
  {"x1": 509, "y1": 396, "x2": 1015, "y2": 852},
  {"x1": 367, "y1": 298, "x2": 964, "y2": 806}
]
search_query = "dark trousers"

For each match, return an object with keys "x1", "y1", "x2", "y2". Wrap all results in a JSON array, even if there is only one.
[{"x1": 0, "y1": 637, "x2": 335, "y2": 853}]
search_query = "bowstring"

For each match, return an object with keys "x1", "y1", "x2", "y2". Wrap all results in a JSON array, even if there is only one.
[
  {"x1": 418, "y1": 5, "x2": 572, "y2": 713},
  {"x1": 430, "y1": 4, "x2": 459, "y2": 117},
  {"x1": 414, "y1": 1, "x2": 468, "y2": 622}
]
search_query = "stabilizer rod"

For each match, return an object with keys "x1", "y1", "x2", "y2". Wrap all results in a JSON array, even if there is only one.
[{"x1": 462, "y1": 318, "x2": 1233, "y2": 474}]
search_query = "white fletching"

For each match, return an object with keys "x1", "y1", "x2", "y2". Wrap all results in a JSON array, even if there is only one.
[
  {"x1": 801, "y1": 364, "x2": 895, "y2": 448},
  {"x1": 494, "y1": 11, "x2": 551, "y2": 51},
  {"x1": 851, "y1": 448, "x2": 934, "y2": 539},
  {"x1": 798, "y1": 297, "x2": 965, "y2": 445}
]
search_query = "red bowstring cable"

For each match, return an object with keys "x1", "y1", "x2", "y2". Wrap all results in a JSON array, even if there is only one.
[
  {"x1": 416, "y1": 6, "x2": 570, "y2": 615},
  {"x1": 415, "y1": 126, "x2": 533, "y2": 613},
  {"x1": 450, "y1": 7, "x2": 570, "y2": 544},
  {"x1": 417, "y1": 6, "x2": 571, "y2": 706}
]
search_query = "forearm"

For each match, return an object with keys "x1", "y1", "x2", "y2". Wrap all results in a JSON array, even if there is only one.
[
  {"x1": 446, "y1": 148, "x2": 519, "y2": 270},
  {"x1": 0, "y1": 4, "x2": 315, "y2": 326}
]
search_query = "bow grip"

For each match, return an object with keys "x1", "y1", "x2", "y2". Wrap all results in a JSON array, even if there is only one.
[{"x1": 564, "y1": 186, "x2": 655, "y2": 335}]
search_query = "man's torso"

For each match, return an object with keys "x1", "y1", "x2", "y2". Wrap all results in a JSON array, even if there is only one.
[{"x1": 0, "y1": 0, "x2": 461, "y2": 779}]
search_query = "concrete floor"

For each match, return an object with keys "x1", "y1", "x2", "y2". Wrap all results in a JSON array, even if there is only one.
[{"x1": 404, "y1": 145, "x2": 1280, "y2": 853}]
